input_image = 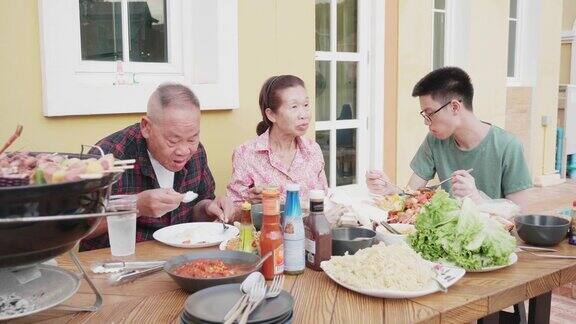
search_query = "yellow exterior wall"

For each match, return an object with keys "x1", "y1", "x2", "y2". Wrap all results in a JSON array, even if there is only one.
[
  {"x1": 560, "y1": 44, "x2": 572, "y2": 85},
  {"x1": 468, "y1": 0, "x2": 508, "y2": 127},
  {"x1": 0, "y1": 0, "x2": 314, "y2": 196},
  {"x1": 529, "y1": 1, "x2": 563, "y2": 176},
  {"x1": 561, "y1": 0, "x2": 576, "y2": 85},
  {"x1": 396, "y1": 0, "x2": 434, "y2": 185},
  {"x1": 563, "y1": 0, "x2": 576, "y2": 31}
]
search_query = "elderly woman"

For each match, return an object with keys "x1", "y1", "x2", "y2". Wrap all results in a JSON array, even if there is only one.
[{"x1": 227, "y1": 75, "x2": 328, "y2": 205}]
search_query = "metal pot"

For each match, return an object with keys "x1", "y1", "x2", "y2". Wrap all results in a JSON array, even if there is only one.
[{"x1": 0, "y1": 153, "x2": 124, "y2": 269}]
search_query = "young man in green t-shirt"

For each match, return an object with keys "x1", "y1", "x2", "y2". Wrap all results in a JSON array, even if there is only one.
[{"x1": 367, "y1": 67, "x2": 533, "y2": 210}]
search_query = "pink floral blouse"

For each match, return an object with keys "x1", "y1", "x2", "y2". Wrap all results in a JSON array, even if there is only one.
[{"x1": 226, "y1": 130, "x2": 328, "y2": 205}]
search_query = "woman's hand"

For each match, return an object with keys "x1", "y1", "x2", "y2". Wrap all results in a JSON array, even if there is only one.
[{"x1": 247, "y1": 186, "x2": 263, "y2": 204}]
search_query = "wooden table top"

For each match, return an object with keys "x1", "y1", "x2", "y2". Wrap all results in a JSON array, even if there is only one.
[{"x1": 11, "y1": 182, "x2": 576, "y2": 324}]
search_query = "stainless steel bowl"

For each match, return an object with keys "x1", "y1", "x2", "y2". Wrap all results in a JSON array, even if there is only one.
[
  {"x1": 514, "y1": 215, "x2": 570, "y2": 247},
  {"x1": 250, "y1": 203, "x2": 284, "y2": 231},
  {"x1": 332, "y1": 227, "x2": 376, "y2": 256}
]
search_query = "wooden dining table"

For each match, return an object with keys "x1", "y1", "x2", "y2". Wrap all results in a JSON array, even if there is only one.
[{"x1": 11, "y1": 182, "x2": 576, "y2": 324}]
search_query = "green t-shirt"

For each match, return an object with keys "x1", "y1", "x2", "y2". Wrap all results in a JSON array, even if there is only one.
[{"x1": 410, "y1": 125, "x2": 533, "y2": 199}]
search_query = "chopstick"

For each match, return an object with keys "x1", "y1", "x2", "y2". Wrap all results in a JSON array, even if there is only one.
[
  {"x1": 78, "y1": 166, "x2": 134, "y2": 179},
  {"x1": 517, "y1": 245, "x2": 557, "y2": 252},
  {"x1": 104, "y1": 165, "x2": 135, "y2": 171},
  {"x1": 428, "y1": 168, "x2": 474, "y2": 190}
]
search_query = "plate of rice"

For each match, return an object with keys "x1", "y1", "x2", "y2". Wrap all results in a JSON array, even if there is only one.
[{"x1": 320, "y1": 243, "x2": 465, "y2": 298}]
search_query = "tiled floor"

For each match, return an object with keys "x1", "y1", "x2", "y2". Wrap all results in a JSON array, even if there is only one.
[{"x1": 552, "y1": 285, "x2": 576, "y2": 324}]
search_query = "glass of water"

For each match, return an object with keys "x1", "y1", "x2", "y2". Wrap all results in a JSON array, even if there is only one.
[{"x1": 106, "y1": 195, "x2": 137, "y2": 257}]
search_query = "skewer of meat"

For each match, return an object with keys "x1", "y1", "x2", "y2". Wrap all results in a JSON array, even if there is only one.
[{"x1": 0, "y1": 125, "x2": 23, "y2": 155}]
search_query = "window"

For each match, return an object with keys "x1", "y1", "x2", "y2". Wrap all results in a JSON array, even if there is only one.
[
  {"x1": 79, "y1": 0, "x2": 168, "y2": 63},
  {"x1": 507, "y1": 0, "x2": 520, "y2": 79},
  {"x1": 432, "y1": 0, "x2": 447, "y2": 70},
  {"x1": 39, "y1": 0, "x2": 239, "y2": 116},
  {"x1": 315, "y1": 0, "x2": 383, "y2": 187}
]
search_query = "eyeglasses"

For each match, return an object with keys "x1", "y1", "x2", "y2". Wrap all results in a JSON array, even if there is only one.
[{"x1": 419, "y1": 99, "x2": 460, "y2": 124}]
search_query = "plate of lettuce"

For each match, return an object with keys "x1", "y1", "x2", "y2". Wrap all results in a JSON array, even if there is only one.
[{"x1": 409, "y1": 190, "x2": 517, "y2": 272}]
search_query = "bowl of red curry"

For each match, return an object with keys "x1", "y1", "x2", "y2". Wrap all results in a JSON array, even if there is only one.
[{"x1": 164, "y1": 250, "x2": 261, "y2": 293}]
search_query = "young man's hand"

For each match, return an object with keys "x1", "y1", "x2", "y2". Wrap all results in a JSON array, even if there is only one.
[
  {"x1": 365, "y1": 170, "x2": 398, "y2": 195},
  {"x1": 450, "y1": 170, "x2": 482, "y2": 202}
]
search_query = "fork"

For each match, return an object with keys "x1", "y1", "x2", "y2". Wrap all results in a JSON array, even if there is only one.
[
  {"x1": 238, "y1": 275, "x2": 284, "y2": 324},
  {"x1": 217, "y1": 218, "x2": 229, "y2": 234}
]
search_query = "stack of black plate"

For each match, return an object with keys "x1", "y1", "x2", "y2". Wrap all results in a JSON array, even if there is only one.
[{"x1": 180, "y1": 283, "x2": 294, "y2": 324}]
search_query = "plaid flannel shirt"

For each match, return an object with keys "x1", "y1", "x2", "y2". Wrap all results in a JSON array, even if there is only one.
[{"x1": 79, "y1": 123, "x2": 216, "y2": 251}]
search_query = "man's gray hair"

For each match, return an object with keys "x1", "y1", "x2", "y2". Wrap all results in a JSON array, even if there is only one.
[
  {"x1": 156, "y1": 83, "x2": 200, "y2": 108},
  {"x1": 147, "y1": 83, "x2": 200, "y2": 119}
]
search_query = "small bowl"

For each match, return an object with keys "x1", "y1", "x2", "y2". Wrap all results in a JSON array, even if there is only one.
[
  {"x1": 376, "y1": 223, "x2": 416, "y2": 246},
  {"x1": 164, "y1": 250, "x2": 261, "y2": 293},
  {"x1": 251, "y1": 203, "x2": 285, "y2": 231},
  {"x1": 332, "y1": 227, "x2": 376, "y2": 256},
  {"x1": 514, "y1": 215, "x2": 570, "y2": 247}
]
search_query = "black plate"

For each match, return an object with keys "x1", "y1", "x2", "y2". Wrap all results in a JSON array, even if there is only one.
[
  {"x1": 181, "y1": 310, "x2": 293, "y2": 324},
  {"x1": 183, "y1": 283, "x2": 294, "y2": 323}
]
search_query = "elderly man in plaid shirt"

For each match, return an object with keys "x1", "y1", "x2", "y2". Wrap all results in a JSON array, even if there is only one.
[{"x1": 81, "y1": 83, "x2": 235, "y2": 251}]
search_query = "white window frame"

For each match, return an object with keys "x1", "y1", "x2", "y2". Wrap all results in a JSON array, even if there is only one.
[
  {"x1": 507, "y1": 0, "x2": 524, "y2": 85},
  {"x1": 314, "y1": 0, "x2": 384, "y2": 188},
  {"x1": 562, "y1": 21, "x2": 576, "y2": 85},
  {"x1": 431, "y1": 0, "x2": 453, "y2": 70},
  {"x1": 39, "y1": 0, "x2": 239, "y2": 117}
]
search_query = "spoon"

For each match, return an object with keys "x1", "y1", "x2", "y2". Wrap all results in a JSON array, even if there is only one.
[
  {"x1": 380, "y1": 221, "x2": 402, "y2": 235},
  {"x1": 352, "y1": 237, "x2": 373, "y2": 241},
  {"x1": 223, "y1": 272, "x2": 265, "y2": 323},
  {"x1": 235, "y1": 252, "x2": 272, "y2": 273},
  {"x1": 182, "y1": 191, "x2": 198, "y2": 203}
]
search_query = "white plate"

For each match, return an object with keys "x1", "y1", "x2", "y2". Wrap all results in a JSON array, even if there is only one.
[
  {"x1": 321, "y1": 262, "x2": 466, "y2": 298},
  {"x1": 465, "y1": 253, "x2": 518, "y2": 273},
  {"x1": 153, "y1": 222, "x2": 239, "y2": 248}
]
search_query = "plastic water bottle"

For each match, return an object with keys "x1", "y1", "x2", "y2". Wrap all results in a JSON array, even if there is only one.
[{"x1": 283, "y1": 184, "x2": 305, "y2": 275}]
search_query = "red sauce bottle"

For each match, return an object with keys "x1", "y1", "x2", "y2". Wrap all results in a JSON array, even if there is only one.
[{"x1": 260, "y1": 187, "x2": 285, "y2": 279}]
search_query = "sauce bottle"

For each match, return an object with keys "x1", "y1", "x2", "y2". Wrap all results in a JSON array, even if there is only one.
[
  {"x1": 260, "y1": 187, "x2": 284, "y2": 279},
  {"x1": 239, "y1": 202, "x2": 255, "y2": 253},
  {"x1": 283, "y1": 184, "x2": 305, "y2": 275},
  {"x1": 304, "y1": 189, "x2": 332, "y2": 271}
]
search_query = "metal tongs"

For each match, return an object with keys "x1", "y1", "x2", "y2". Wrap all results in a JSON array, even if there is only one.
[
  {"x1": 108, "y1": 264, "x2": 165, "y2": 286},
  {"x1": 91, "y1": 260, "x2": 165, "y2": 273}
]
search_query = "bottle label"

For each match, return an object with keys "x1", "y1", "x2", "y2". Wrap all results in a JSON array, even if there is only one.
[
  {"x1": 284, "y1": 217, "x2": 305, "y2": 240},
  {"x1": 273, "y1": 244, "x2": 285, "y2": 275},
  {"x1": 284, "y1": 217, "x2": 305, "y2": 271},
  {"x1": 284, "y1": 239, "x2": 305, "y2": 271},
  {"x1": 305, "y1": 238, "x2": 316, "y2": 264}
]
